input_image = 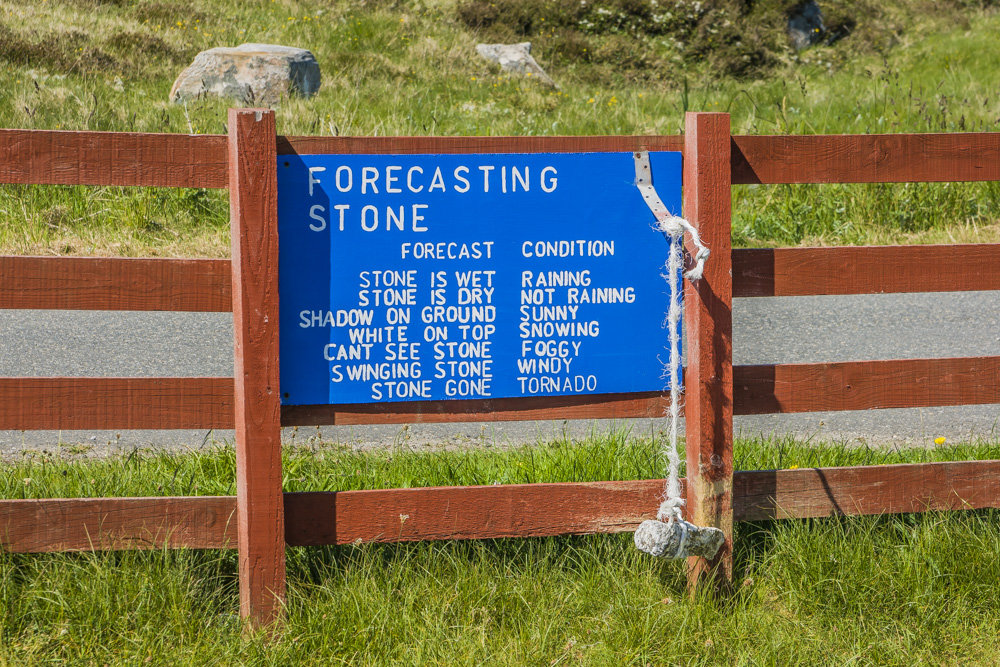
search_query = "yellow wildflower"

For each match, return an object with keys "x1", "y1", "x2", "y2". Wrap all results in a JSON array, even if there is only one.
[{"x1": 934, "y1": 436, "x2": 947, "y2": 445}]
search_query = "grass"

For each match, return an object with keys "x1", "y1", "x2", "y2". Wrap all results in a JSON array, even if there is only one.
[
  {"x1": 2, "y1": 1, "x2": 1000, "y2": 254},
  {"x1": 4, "y1": 431, "x2": 1000, "y2": 664}
]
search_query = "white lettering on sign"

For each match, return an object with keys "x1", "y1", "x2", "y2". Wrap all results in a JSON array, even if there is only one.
[
  {"x1": 521, "y1": 240, "x2": 615, "y2": 258},
  {"x1": 302, "y1": 164, "x2": 559, "y2": 233},
  {"x1": 315, "y1": 165, "x2": 558, "y2": 198}
]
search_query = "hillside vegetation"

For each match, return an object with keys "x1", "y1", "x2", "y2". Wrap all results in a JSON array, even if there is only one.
[{"x1": 1, "y1": 0, "x2": 1000, "y2": 255}]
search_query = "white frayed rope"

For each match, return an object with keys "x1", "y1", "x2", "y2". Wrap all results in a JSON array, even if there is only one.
[
  {"x1": 633, "y1": 152, "x2": 710, "y2": 526},
  {"x1": 654, "y1": 214, "x2": 708, "y2": 524}
]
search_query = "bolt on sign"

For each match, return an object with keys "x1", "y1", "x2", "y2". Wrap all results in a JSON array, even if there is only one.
[{"x1": 277, "y1": 152, "x2": 682, "y2": 405}]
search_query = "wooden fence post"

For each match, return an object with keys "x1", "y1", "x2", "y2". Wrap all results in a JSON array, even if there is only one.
[
  {"x1": 228, "y1": 108, "x2": 285, "y2": 627},
  {"x1": 683, "y1": 112, "x2": 734, "y2": 592}
]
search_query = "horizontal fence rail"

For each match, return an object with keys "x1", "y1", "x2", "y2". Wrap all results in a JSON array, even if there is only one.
[
  {"x1": 277, "y1": 135, "x2": 686, "y2": 155},
  {"x1": 3, "y1": 356, "x2": 999, "y2": 431},
  {"x1": 6, "y1": 130, "x2": 1000, "y2": 188},
  {"x1": 0, "y1": 378, "x2": 235, "y2": 430},
  {"x1": 733, "y1": 244, "x2": 1000, "y2": 297},
  {"x1": 0, "y1": 256, "x2": 232, "y2": 312},
  {"x1": 3, "y1": 459, "x2": 999, "y2": 552},
  {"x1": 731, "y1": 133, "x2": 1000, "y2": 184},
  {"x1": 281, "y1": 392, "x2": 667, "y2": 426},
  {"x1": 5, "y1": 243, "x2": 997, "y2": 313},
  {"x1": 734, "y1": 356, "x2": 1000, "y2": 415},
  {"x1": 0, "y1": 497, "x2": 237, "y2": 552},
  {"x1": 0, "y1": 130, "x2": 228, "y2": 189}
]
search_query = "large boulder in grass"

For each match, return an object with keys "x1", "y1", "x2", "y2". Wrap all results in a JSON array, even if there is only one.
[
  {"x1": 170, "y1": 43, "x2": 320, "y2": 105},
  {"x1": 475, "y1": 42, "x2": 557, "y2": 88}
]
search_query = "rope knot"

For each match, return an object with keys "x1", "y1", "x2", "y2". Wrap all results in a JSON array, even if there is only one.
[
  {"x1": 656, "y1": 215, "x2": 710, "y2": 282},
  {"x1": 685, "y1": 246, "x2": 711, "y2": 281},
  {"x1": 657, "y1": 497, "x2": 686, "y2": 524},
  {"x1": 656, "y1": 215, "x2": 685, "y2": 237}
]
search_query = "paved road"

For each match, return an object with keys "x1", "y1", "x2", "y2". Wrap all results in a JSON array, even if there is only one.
[{"x1": 2, "y1": 291, "x2": 998, "y2": 455}]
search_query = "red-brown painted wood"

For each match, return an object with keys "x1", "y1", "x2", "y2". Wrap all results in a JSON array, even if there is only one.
[
  {"x1": 283, "y1": 480, "x2": 670, "y2": 545},
  {"x1": 281, "y1": 132, "x2": 1000, "y2": 184},
  {"x1": 281, "y1": 391, "x2": 668, "y2": 426},
  {"x1": 0, "y1": 129, "x2": 227, "y2": 188},
  {"x1": 734, "y1": 356, "x2": 1000, "y2": 415},
  {"x1": 278, "y1": 135, "x2": 685, "y2": 155},
  {"x1": 229, "y1": 108, "x2": 285, "y2": 627},
  {"x1": 5, "y1": 356, "x2": 988, "y2": 433},
  {"x1": 4, "y1": 129, "x2": 999, "y2": 189},
  {"x1": 733, "y1": 244, "x2": 1000, "y2": 297},
  {"x1": 0, "y1": 497, "x2": 237, "y2": 552},
  {"x1": 4, "y1": 459, "x2": 999, "y2": 552},
  {"x1": 683, "y1": 112, "x2": 735, "y2": 588},
  {"x1": 731, "y1": 133, "x2": 1000, "y2": 184},
  {"x1": 4, "y1": 242, "x2": 994, "y2": 315},
  {"x1": 287, "y1": 459, "x2": 1000, "y2": 542},
  {"x1": 734, "y1": 460, "x2": 1000, "y2": 521},
  {"x1": 0, "y1": 256, "x2": 232, "y2": 311},
  {"x1": 0, "y1": 377, "x2": 234, "y2": 430}
]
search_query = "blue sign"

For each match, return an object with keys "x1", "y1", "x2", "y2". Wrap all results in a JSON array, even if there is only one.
[{"x1": 277, "y1": 151, "x2": 682, "y2": 405}]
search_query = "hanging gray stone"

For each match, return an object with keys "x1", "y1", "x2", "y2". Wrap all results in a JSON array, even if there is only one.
[
  {"x1": 475, "y1": 42, "x2": 557, "y2": 88},
  {"x1": 170, "y1": 43, "x2": 320, "y2": 105},
  {"x1": 787, "y1": 1, "x2": 826, "y2": 51},
  {"x1": 634, "y1": 519, "x2": 725, "y2": 560}
]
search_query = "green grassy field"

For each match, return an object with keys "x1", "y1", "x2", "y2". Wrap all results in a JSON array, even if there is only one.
[
  {"x1": 2, "y1": 0, "x2": 1000, "y2": 255},
  {"x1": 3, "y1": 432, "x2": 1000, "y2": 665}
]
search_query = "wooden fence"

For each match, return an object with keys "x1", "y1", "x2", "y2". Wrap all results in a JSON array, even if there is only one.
[{"x1": 2, "y1": 110, "x2": 1000, "y2": 627}]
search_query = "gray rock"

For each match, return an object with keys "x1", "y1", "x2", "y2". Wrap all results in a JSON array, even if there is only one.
[
  {"x1": 170, "y1": 43, "x2": 320, "y2": 105},
  {"x1": 634, "y1": 518, "x2": 725, "y2": 560},
  {"x1": 787, "y1": 1, "x2": 826, "y2": 50},
  {"x1": 475, "y1": 42, "x2": 557, "y2": 88}
]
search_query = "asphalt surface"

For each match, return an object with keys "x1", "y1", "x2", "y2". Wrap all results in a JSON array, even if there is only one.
[{"x1": 2, "y1": 291, "x2": 998, "y2": 456}]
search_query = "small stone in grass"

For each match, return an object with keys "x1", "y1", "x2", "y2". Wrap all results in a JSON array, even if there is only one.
[{"x1": 475, "y1": 42, "x2": 557, "y2": 88}]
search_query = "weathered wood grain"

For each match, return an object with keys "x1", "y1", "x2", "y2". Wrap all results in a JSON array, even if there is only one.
[
  {"x1": 0, "y1": 256, "x2": 232, "y2": 311},
  {"x1": 733, "y1": 244, "x2": 1000, "y2": 297},
  {"x1": 283, "y1": 480, "x2": 669, "y2": 545},
  {"x1": 684, "y1": 112, "x2": 735, "y2": 587},
  {"x1": 278, "y1": 135, "x2": 685, "y2": 155},
  {"x1": 281, "y1": 392, "x2": 668, "y2": 426},
  {"x1": 3, "y1": 242, "x2": 993, "y2": 315},
  {"x1": 0, "y1": 377, "x2": 235, "y2": 430},
  {"x1": 0, "y1": 129, "x2": 227, "y2": 188},
  {"x1": 731, "y1": 133, "x2": 1000, "y2": 184},
  {"x1": 229, "y1": 108, "x2": 286, "y2": 627},
  {"x1": 289, "y1": 460, "x2": 1000, "y2": 542},
  {"x1": 0, "y1": 497, "x2": 237, "y2": 552},
  {"x1": 4, "y1": 460, "x2": 999, "y2": 552},
  {"x1": 733, "y1": 356, "x2": 1000, "y2": 415},
  {"x1": 735, "y1": 460, "x2": 1000, "y2": 521},
  {"x1": 4, "y1": 129, "x2": 998, "y2": 189},
  {"x1": 6, "y1": 356, "x2": 989, "y2": 432}
]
